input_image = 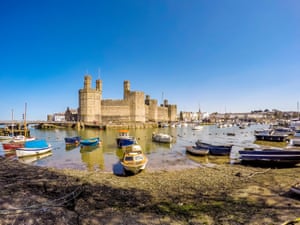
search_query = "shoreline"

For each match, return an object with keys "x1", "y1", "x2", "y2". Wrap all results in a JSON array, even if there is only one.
[{"x1": 1, "y1": 157, "x2": 300, "y2": 224}]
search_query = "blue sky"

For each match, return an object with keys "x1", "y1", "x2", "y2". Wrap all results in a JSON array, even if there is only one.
[{"x1": 1, "y1": 0, "x2": 299, "y2": 120}]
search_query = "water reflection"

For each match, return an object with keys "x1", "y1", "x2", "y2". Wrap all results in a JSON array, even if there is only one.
[
  {"x1": 0, "y1": 124, "x2": 269, "y2": 171},
  {"x1": 18, "y1": 151, "x2": 53, "y2": 164},
  {"x1": 80, "y1": 145, "x2": 104, "y2": 171},
  {"x1": 65, "y1": 144, "x2": 79, "y2": 151}
]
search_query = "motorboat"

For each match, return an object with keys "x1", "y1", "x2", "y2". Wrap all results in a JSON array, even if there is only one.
[
  {"x1": 116, "y1": 130, "x2": 136, "y2": 148},
  {"x1": 121, "y1": 147, "x2": 148, "y2": 174}
]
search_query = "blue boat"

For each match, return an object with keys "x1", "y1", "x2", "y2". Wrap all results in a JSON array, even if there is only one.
[
  {"x1": 80, "y1": 137, "x2": 100, "y2": 146},
  {"x1": 195, "y1": 140, "x2": 232, "y2": 156},
  {"x1": 116, "y1": 130, "x2": 136, "y2": 148},
  {"x1": 254, "y1": 129, "x2": 288, "y2": 142},
  {"x1": 64, "y1": 136, "x2": 81, "y2": 145}
]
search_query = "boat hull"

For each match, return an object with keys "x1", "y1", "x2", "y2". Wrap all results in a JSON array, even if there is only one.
[
  {"x1": 239, "y1": 149, "x2": 300, "y2": 166},
  {"x1": 64, "y1": 136, "x2": 81, "y2": 145},
  {"x1": 255, "y1": 134, "x2": 288, "y2": 142},
  {"x1": 121, "y1": 148, "x2": 148, "y2": 174},
  {"x1": 16, "y1": 147, "x2": 52, "y2": 158},
  {"x1": 116, "y1": 138, "x2": 136, "y2": 148},
  {"x1": 80, "y1": 137, "x2": 100, "y2": 146},
  {"x1": 195, "y1": 141, "x2": 232, "y2": 155},
  {"x1": 2, "y1": 142, "x2": 24, "y2": 150},
  {"x1": 186, "y1": 146, "x2": 209, "y2": 156},
  {"x1": 152, "y1": 133, "x2": 173, "y2": 143}
]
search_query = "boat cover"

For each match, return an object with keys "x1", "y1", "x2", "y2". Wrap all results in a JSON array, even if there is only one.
[{"x1": 24, "y1": 139, "x2": 49, "y2": 148}]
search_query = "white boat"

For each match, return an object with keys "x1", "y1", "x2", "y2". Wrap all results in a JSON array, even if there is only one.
[
  {"x1": 192, "y1": 125, "x2": 203, "y2": 130},
  {"x1": 152, "y1": 132, "x2": 173, "y2": 143},
  {"x1": 12, "y1": 135, "x2": 36, "y2": 143},
  {"x1": 16, "y1": 139, "x2": 52, "y2": 157},
  {"x1": 0, "y1": 136, "x2": 13, "y2": 141},
  {"x1": 290, "y1": 130, "x2": 300, "y2": 146},
  {"x1": 121, "y1": 147, "x2": 148, "y2": 174}
]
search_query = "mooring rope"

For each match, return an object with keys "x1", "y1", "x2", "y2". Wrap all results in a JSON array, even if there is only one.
[{"x1": 0, "y1": 185, "x2": 84, "y2": 215}]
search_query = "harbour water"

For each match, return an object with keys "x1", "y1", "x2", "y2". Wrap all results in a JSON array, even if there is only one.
[{"x1": 0, "y1": 123, "x2": 268, "y2": 173}]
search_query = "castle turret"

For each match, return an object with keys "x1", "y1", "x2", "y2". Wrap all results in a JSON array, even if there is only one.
[
  {"x1": 124, "y1": 80, "x2": 130, "y2": 100},
  {"x1": 84, "y1": 75, "x2": 92, "y2": 89},
  {"x1": 164, "y1": 99, "x2": 168, "y2": 107},
  {"x1": 96, "y1": 79, "x2": 102, "y2": 94},
  {"x1": 145, "y1": 95, "x2": 150, "y2": 105}
]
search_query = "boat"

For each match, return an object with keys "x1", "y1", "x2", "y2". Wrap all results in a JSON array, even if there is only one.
[
  {"x1": 238, "y1": 148, "x2": 300, "y2": 166},
  {"x1": 122, "y1": 143, "x2": 143, "y2": 151},
  {"x1": 152, "y1": 132, "x2": 173, "y2": 143},
  {"x1": 195, "y1": 140, "x2": 232, "y2": 155},
  {"x1": 120, "y1": 147, "x2": 148, "y2": 174},
  {"x1": 2, "y1": 141, "x2": 24, "y2": 151},
  {"x1": 186, "y1": 145, "x2": 209, "y2": 156},
  {"x1": 192, "y1": 125, "x2": 203, "y2": 130},
  {"x1": 289, "y1": 130, "x2": 300, "y2": 146},
  {"x1": 12, "y1": 135, "x2": 36, "y2": 143},
  {"x1": 16, "y1": 139, "x2": 52, "y2": 158},
  {"x1": 64, "y1": 136, "x2": 81, "y2": 145},
  {"x1": 254, "y1": 129, "x2": 288, "y2": 142},
  {"x1": 290, "y1": 183, "x2": 300, "y2": 195},
  {"x1": 18, "y1": 151, "x2": 53, "y2": 164},
  {"x1": 116, "y1": 130, "x2": 136, "y2": 148},
  {"x1": 0, "y1": 136, "x2": 13, "y2": 141},
  {"x1": 80, "y1": 137, "x2": 100, "y2": 146}
]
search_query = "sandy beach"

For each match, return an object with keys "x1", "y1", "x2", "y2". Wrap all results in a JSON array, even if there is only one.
[{"x1": 1, "y1": 156, "x2": 300, "y2": 225}]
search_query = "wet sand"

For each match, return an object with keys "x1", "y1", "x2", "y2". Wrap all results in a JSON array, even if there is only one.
[{"x1": 1, "y1": 156, "x2": 300, "y2": 225}]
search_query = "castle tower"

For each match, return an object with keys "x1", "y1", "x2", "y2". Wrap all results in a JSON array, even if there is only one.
[
  {"x1": 79, "y1": 75, "x2": 102, "y2": 123},
  {"x1": 145, "y1": 95, "x2": 150, "y2": 105},
  {"x1": 84, "y1": 75, "x2": 92, "y2": 89},
  {"x1": 164, "y1": 99, "x2": 168, "y2": 107},
  {"x1": 124, "y1": 80, "x2": 130, "y2": 100},
  {"x1": 96, "y1": 79, "x2": 102, "y2": 94},
  {"x1": 168, "y1": 104, "x2": 177, "y2": 122}
]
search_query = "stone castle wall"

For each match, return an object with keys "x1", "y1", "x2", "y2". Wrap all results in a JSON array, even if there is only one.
[
  {"x1": 157, "y1": 106, "x2": 169, "y2": 122},
  {"x1": 78, "y1": 76, "x2": 177, "y2": 124}
]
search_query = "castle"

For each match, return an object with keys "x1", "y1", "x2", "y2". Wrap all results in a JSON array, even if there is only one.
[{"x1": 78, "y1": 75, "x2": 177, "y2": 124}]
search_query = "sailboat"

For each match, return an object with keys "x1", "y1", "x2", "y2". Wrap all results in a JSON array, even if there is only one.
[{"x1": 11, "y1": 104, "x2": 35, "y2": 143}]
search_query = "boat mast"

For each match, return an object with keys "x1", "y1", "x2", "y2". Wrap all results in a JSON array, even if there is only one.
[
  {"x1": 297, "y1": 101, "x2": 300, "y2": 120},
  {"x1": 11, "y1": 109, "x2": 14, "y2": 137},
  {"x1": 24, "y1": 102, "x2": 27, "y2": 137}
]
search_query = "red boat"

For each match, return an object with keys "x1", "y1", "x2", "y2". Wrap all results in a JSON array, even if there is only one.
[{"x1": 2, "y1": 142, "x2": 24, "y2": 151}]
